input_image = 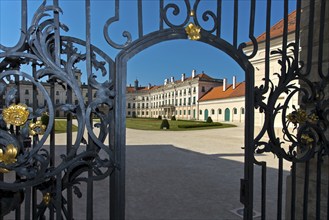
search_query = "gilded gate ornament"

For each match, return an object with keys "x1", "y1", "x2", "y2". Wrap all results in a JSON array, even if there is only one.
[
  {"x1": 0, "y1": 144, "x2": 18, "y2": 173},
  {"x1": 185, "y1": 22, "x2": 201, "y2": 41},
  {"x1": 29, "y1": 120, "x2": 47, "y2": 136},
  {"x1": 2, "y1": 104, "x2": 30, "y2": 126}
]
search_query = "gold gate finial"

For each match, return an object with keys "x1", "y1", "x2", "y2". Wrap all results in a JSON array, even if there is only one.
[{"x1": 185, "y1": 22, "x2": 201, "y2": 41}]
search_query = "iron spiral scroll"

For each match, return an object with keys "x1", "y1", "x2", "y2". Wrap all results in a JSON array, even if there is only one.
[
  {"x1": 254, "y1": 43, "x2": 329, "y2": 162},
  {"x1": 0, "y1": 1, "x2": 115, "y2": 217}
]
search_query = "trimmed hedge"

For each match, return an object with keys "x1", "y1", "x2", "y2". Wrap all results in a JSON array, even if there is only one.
[
  {"x1": 160, "y1": 119, "x2": 170, "y2": 129},
  {"x1": 206, "y1": 116, "x2": 213, "y2": 123},
  {"x1": 178, "y1": 122, "x2": 222, "y2": 129},
  {"x1": 41, "y1": 113, "x2": 49, "y2": 126}
]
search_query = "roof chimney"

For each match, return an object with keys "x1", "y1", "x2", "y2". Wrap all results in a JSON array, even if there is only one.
[
  {"x1": 223, "y1": 78, "x2": 227, "y2": 92},
  {"x1": 134, "y1": 79, "x2": 139, "y2": 91},
  {"x1": 170, "y1": 76, "x2": 175, "y2": 83},
  {"x1": 164, "y1": 78, "x2": 168, "y2": 85},
  {"x1": 232, "y1": 76, "x2": 236, "y2": 89},
  {"x1": 192, "y1": 69, "x2": 196, "y2": 78},
  {"x1": 181, "y1": 73, "x2": 186, "y2": 82},
  {"x1": 148, "y1": 83, "x2": 151, "y2": 89}
]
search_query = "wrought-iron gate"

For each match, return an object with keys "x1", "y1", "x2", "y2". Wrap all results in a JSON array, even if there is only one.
[{"x1": 0, "y1": 0, "x2": 328, "y2": 219}]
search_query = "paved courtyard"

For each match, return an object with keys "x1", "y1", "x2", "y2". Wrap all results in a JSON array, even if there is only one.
[
  {"x1": 125, "y1": 123, "x2": 291, "y2": 220},
  {"x1": 4, "y1": 123, "x2": 291, "y2": 220}
]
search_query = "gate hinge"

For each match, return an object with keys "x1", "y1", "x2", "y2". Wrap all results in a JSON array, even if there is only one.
[{"x1": 240, "y1": 179, "x2": 247, "y2": 205}]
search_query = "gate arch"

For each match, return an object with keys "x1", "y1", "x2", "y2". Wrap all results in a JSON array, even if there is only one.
[{"x1": 115, "y1": 27, "x2": 255, "y2": 218}]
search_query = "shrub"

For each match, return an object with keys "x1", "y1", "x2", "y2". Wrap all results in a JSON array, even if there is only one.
[
  {"x1": 41, "y1": 113, "x2": 49, "y2": 126},
  {"x1": 206, "y1": 116, "x2": 213, "y2": 123},
  {"x1": 178, "y1": 122, "x2": 222, "y2": 129},
  {"x1": 171, "y1": 115, "x2": 176, "y2": 120},
  {"x1": 160, "y1": 119, "x2": 170, "y2": 129},
  {"x1": 157, "y1": 115, "x2": 162, "y2": 120}
]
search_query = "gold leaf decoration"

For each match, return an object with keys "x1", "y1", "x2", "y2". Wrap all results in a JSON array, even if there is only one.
[
  {"x1": 29, "y1": 120, "x2": 47, "y2": 136},
  {"x1": 185, "y1": 22, "x2": 201, "y2": 41},
  {"x1": 2, "y1": 104, "x2": 30, "y2": 126},
  {"x1": 43, "y1": 193, "x2": 51, "y2": 205},
  {"x1": 301, "y1": 134, "x2": 314, "y2": 145},
  {"x1": 0, "y1": 144, "x2": 18, "y2": 173}
]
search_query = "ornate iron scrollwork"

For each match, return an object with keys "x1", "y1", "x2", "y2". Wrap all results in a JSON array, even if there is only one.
[
  {"x1": 254, "y1": 43, "x2": 329, "y2": 162},
  {"x1": 0, "y1": 0, "x2": 115, "y2": 217}
]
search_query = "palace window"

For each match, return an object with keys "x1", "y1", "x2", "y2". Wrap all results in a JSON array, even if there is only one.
[
  {"x1": 201, "y1": 86, "x2": 205, "y2": 92},
  {"x1": 211, "y1": 109, "x2": 215, "y2": 115},
  {"x1": 200, "y1": 110, "x2": 202, "y2": 115},
  {"x1": 128, "y1": 103, "x2": 131, "y2": 108},
  {"x1": 25, "y1": 89, "x2": 29, "y2": 95},
  {"x1": 233, "y1": 108, "x2": 238, "y2": 114},
  {"x1": 241, "y1": 108, "x2": 245, "y2": 114},
  {"x1": 218, "y1": 108, "x2": 222, "y2": 114}
]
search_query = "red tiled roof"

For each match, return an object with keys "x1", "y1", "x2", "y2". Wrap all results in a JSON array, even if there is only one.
[
  {"x1": 199, "y1": 82, "x2": 245, "y2": 101},
  {"x1": 126, "y1": 73, "x2": 218, "y2": 92},
  {"x1": 247, "y1": 10, "x2": 296, "y2": 45}
]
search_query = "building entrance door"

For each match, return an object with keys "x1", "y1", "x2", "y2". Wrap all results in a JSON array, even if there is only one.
[
  {"x1": 225, "y1": 108, "x2": 230, "y2": 121},
  {"x1": 204, "y1": 109, "x2": 209, "y2": 121}
]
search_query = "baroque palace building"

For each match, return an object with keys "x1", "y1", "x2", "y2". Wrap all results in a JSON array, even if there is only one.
[
  {"x1": 126, "y1": 70, "x2": 245, "y2": 122},
  {"x1": 126, "y1": 70, "x2": 225, "y2": 120}
]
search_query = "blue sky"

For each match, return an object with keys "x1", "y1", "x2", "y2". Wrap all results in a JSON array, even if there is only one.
[{"x1": 0, "y1": 0, "x2": 296, "y2": 86}]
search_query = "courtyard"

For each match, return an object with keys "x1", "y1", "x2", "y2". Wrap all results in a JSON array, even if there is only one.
[
  {"x1": 40, "y1": 122, "x2": 290, "y2": 220},
  {"x1": 124, "y1": 123, "x2": 290, "y2": 220}
]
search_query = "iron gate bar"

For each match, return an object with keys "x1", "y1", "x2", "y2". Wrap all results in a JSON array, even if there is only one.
[
  {"x1": 277, "y1": 157, "x2": 283, "y2": 220},
  {"x1": 233, "y1": 0, "x2": 238, "y2": 48}
]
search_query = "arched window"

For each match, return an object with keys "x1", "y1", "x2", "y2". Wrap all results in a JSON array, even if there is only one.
[
  {"x1": 233, "y1": 108, "x2": 238, "y2": 114},
  {"x1": 200, "y1": 110, "x2": 202, "y2": 115},
  {"x1": 211, "y1": 109, "x2": 215, "y2": 115},
  {"x1": 218, "y1": 108, "x2": 222, "y2": 114},
  {"x1": 241, "y1": 107, "x2": 245, "y2": 114}
]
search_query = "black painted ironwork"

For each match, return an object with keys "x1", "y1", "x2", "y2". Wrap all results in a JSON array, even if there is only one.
[{"x1": 0, "y1": 0, "x2": 327, "y2": 219}]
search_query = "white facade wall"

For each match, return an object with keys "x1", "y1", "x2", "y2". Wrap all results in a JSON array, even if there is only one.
[{"x1": 198, "y1": 96, "x2": 245, "y2": 123}]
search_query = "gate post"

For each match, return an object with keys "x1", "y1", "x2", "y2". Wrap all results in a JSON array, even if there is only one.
[
  {"x1": 111, "y1": 58, "x2": 127, "y2": 220},
  {"x1": 285, "y1": 0, "x2": 329, "y2": 219}
]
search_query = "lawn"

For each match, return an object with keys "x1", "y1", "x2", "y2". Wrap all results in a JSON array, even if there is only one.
[
  {"x1": 55, "y1": 120, "x2": 78, "y2": 133},
  {"x1": 126, "y1": 118, "x2": 236, "y2": 131}
]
